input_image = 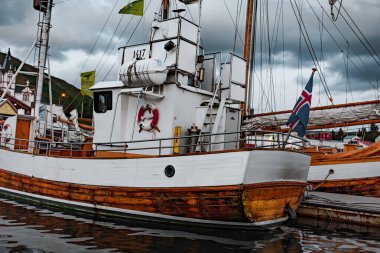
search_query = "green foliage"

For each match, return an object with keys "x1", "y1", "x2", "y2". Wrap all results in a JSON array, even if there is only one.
[{"x1": 364, "y1": 124, "x2": 380, "y2": 142}]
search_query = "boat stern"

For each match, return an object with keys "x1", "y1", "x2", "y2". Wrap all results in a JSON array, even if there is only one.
[{"x1": 242, "y1": 150, "x2": 310, "y2": 223}]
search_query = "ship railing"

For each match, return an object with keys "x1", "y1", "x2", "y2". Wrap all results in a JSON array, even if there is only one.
[{"x1": 0, "y1": 130, "x2": 307, "y2": 158}]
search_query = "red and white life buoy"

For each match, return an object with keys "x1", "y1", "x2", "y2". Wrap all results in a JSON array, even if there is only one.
[
  {"x1": 2, "y1": 124, "x2": 12, "y2": 143},
  {"x1": 137, "y1": 104, "x2": 160, "y2": 132}
]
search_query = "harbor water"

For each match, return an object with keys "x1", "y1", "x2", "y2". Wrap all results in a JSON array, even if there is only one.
[{"x1": 0, "y1": 196, "x2": 379, "y2": 253}]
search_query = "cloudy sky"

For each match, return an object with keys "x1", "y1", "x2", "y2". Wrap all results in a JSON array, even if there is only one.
[{"x1": 0, "y1": 0, "x2": 379, "y2": 112}]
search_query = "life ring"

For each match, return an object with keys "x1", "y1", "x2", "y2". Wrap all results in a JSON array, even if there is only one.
[
  {"x1": 2, "y1": 124, "x2": 12, "y2": 143},
  {"x1": 137, "y1": 104, "x2": 160, "y2": 132}
]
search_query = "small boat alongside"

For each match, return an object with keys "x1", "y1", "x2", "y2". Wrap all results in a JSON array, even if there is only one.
[{"x1": 308, "y1": 141, "x2": 380, "y2": 197}]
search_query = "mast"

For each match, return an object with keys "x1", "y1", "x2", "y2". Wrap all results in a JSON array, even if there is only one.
[
  {"x1": 243, "y1": 0, "x2": 258, "y2": 118},
  {"x1": 34, "y1": 0, "x2": 53, "y2": 117}
]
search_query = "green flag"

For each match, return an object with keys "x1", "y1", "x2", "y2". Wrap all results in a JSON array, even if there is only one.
[
  {"x1": 119, "y1": 0, "x2": 144, "y2": 16},
  {"x1": 81, "y1": 71, "x2": 96, "y2": 97}
]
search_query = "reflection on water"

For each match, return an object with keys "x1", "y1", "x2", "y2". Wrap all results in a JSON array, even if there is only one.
[{"x1": 0, "y1": 195, "x2": 379, "y2": 253}]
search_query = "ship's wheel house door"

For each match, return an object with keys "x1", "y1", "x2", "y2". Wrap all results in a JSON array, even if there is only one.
[{"x1": 15, "y1": 118, "x2": 31, "y2": 150}]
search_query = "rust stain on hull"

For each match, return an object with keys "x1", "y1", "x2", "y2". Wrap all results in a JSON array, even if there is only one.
[{"x1": 0, "y1": 168, "x2": 306, "y2": 222}]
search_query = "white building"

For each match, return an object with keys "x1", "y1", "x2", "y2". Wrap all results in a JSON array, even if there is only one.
[{"x1": 0, "y1": 49, "x2": 35, "y2": 107}]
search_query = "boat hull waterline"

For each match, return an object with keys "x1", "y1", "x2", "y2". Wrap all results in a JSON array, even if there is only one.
[
  {"x1": 0, "y1": 148, "x2": 310, "y2": 227},
  {"x1": 309, "y1": 157, "x2": 380, "y2": 197}
]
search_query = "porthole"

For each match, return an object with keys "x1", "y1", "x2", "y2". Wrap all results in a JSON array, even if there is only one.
[{"x1": 165, "y1": 165, "x2": 175, "y2": 178}]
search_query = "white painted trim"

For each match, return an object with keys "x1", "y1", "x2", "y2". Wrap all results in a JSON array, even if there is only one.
[
  {"x1": 176, "y1": 83, "x2": 214, "y2": 96},
  {"x1": 309, "y1": 161, "x2": 380, "y2": 181}
]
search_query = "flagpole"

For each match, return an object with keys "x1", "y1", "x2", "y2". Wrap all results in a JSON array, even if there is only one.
[{"x1": 282, "y1": 67, "x2": 317, "y2": 150}]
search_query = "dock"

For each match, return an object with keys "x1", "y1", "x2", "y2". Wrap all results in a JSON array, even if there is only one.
[{"x1": 298, "y1": 191, "x2": 380, "y2": 227}]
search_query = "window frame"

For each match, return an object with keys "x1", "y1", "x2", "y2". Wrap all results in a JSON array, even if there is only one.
[{"x1": 94, "y1": 91, "x2": 113, "y2": 113}]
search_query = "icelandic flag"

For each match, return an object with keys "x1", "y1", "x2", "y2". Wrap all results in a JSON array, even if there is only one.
[{"x1": 286, "y1": 70, "x2": 316, "y2": 137}]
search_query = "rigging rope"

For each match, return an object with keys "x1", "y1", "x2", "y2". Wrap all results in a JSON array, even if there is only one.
[
  {"x1": 222, "y1": 0, "x2": 244, "y2": 49},
  {"x1": 94, "y1": 15, "x2": 125, "y2": 73},
  {"x1": 291, "y1": 0, "x2": 334, "y2": 104},
  {"x1": 315, "y1": 0, "x2": 379, "y2": 82},
  {"x1": 96, "y1": 16, "x2": 137, "y2": 78},
  {"x1": 64, "y1": 0, "x2": 153, "y2": 112},
  {"x1": 339, "y1": 4, "x2": 380, "y2": 66},
  {"x1": 102, "y1": 0, "x2": 154, "y2": 81},
  {"x1": 71, "y1": 0, "x2": 120, "y2": 86},
  {"x1": 311, "y1": 0, "x2": 380, "y2": 94}
]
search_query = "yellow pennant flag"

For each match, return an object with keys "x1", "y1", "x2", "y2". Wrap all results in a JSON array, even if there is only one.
[
  {"x1": 81, "y1": 71, "x2": 96, "y2": 97},
  {"x1": 119, "y1": 0, "x2": 144, "y2": 16}
]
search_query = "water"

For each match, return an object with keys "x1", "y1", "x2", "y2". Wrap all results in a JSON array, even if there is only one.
[{"x1": 0, "y1": 196, "x2": 379, "y2": 253}]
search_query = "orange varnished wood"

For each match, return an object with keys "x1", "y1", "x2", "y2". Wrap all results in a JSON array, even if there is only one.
[
  {"x1": 311, "y1": 141, "x2": 380, "y2": 165},
  {"x1": 310, "y1": 177, "x2": 380, "y2": 197},
  {"x1": 0, "y1": 168, "x2": 306, "y2": 222},
  {"x1": 95, "y1": 151, "x2": 157, "y2": 159},
  {"x1": 344, "y1": 144, "x2": 358, "y2": 152},
  {"x1": 311, "y1": 156, "x2": 380, "y2": 166},
  {"x1": 242, "y1": 182, "x2": 307, "y2": 222},
  {"x1": 0, "y1": 168, "x2": 246, "y2": 221},
  {"x1": 305, "y1": 147, "x2": 336, "y2": 155},
  {"x1": 15, "y1": 119, "x2": 31, "y2": 150}
]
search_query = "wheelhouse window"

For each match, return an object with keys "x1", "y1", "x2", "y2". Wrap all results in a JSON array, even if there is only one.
[{"x1": 94, "y1": 91, "x2": 112, "y2": 113}]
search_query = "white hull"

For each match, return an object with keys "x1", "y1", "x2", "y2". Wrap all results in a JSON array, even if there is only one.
[
  {"x1": 308, "y1": 158, "x2": 380, "y2": 197},
  {"x1": 309, "y1": 160, "x2": 380, "y2": 182},
  {"x1": 0, "y1": 149, "x2": 309, "y2": 188}
]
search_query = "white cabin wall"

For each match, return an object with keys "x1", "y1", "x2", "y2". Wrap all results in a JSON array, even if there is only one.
[
  {"x1": 125, "y1": 94, "x2": 175, "y2": 145},
  {"x1": 93, "y1": 88, "x2": 125, "y2": 144},
  {"x1": 122, "y1": 84, "x2": 209, "y2": 155},
  {"x1": 172, "y1": 86, "x2": 210, "y2": 150}
]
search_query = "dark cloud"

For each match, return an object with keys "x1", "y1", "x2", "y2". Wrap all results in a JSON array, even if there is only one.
[
  {"x1": 0, "y1": 1, "x2": 29, "y2": 25},
  {"x1": 0, "y1": 0, "x2": 379, "y2": 103},
  {"x1": 248, "y1": 0, "x2": 380, "y2": 98}
]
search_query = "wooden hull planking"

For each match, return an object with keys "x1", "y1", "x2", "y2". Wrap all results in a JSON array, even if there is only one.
[
  {"x1": 309, "y1": 177, "x2": 380, "y2": 198},
  {"x1": 0, "y1": 168, "x2": 306, "y2": 223}
]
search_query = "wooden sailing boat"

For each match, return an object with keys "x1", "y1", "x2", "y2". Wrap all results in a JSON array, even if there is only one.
[
  {"x1": 246, "y1": 100, "x2": 380, "y2": 197},
  {"x1": 0, "y1": 0, "x2": 310, "y2": 228}
]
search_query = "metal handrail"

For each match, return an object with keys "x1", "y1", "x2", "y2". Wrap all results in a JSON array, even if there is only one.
[{"x1": 0, "y1": 130, "x2": 307, "y2": 158}]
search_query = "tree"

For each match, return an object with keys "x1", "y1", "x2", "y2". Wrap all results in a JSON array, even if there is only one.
[{"x1": 366, "y1": 123, "x2": 380, "y2": 142}]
